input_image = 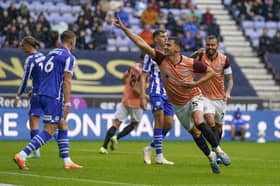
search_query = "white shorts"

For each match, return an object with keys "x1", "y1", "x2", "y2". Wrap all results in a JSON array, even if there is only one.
[
  {"x1": 203, "y1": 97, "x2": 226, "y2": 124},
  {"x1": 114, "y1": 103, "x2": 143, "y2": 122},
  {"x1": 172, "y1": 95, "x2": 204, "y2": 131}
]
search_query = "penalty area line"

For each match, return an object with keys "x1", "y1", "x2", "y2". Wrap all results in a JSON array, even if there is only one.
[{"x1": 0, "y1": 171, "x2": 150, "y2": 186}]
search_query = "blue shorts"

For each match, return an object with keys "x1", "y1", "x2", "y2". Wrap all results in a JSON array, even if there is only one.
[
  {"x1": 28, "y1": 94, "x2": 43, "y2": 117},
  {"x1": 150, "y1": 95, "x2": 174, "y2": 116},
  {"x1": 39, "y1": 95, "x2": 63, "y2": 124}
]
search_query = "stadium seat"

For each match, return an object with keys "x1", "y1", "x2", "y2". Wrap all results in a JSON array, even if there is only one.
[
  {"x1": 254, "y1": 21, "x2": 266, "y2": 29},
  {"x1": 63, "y1": 13, "x2": 77, "y2": 24},
  {"x1": 107, "y1": 38, "x2": 116, "y2": 46},
  {"x1": 72, "y1": 5, "x2": 82, "y2": 14},
  {"x1": 129, "y1": 16, "x2": 141, "y2": 27},
  {"x1": 242, "y1": 20, "x2": 254, "y2": 29},
  {"x1": 118, "y1": 46, "x2": 129, "y2": 51},
  {"x1": 35, "y1": 4, "x2": 48, "y2": 13},
  {"x1": 265, "y1": 21, "x2": 277, "y2": 29},
  {"x1": 123, "y1": 7, "x2": 133, "y2": 14},
  {"x1": 251, "y1": 38, "x2": 259, "y2": 48},
  {"x1": 59, "y1": 5, "x2": 72, "y2": 14},
  {"x1": 107, "y1": 45, "x2": 117, "y2": 51},
  {"x1": 246, "y1": 29, "x2": 262, "y2": 39},
  {"x1": 130, "y1": 46, "x2": 140, "y2": 52},
  {"x1": 47, "y1": 4, "x2": 60, "y2": 13},
  {"x1": 0, "y1": 1, "x2": 10, "y2": 9},
  {"x1": 131, "y1": 26, "x2": 142, "y2": 34}
]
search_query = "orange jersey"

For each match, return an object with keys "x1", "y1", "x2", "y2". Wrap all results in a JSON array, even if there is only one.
[
  {"x1": 154, "y1": 50, "x2": 207, "y2": 105},
  {"x1": 198, "y1": 52, "x2": 230, "y2": 100},
  {"x1": 122, "y1": 63, "x2": 143, "y2": 109}
]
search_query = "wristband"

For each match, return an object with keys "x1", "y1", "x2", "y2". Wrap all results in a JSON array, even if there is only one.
[{"x1": 64, "y1": 102, "x2": 71, "y2": 107}]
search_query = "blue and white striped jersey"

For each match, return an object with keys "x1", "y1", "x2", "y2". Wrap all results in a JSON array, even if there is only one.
[
  {"x1": 38, "y1": 46, "x2": 76, "y2": 100},
  {"x1": 142, "y1": 54, "x2": 166, "y2": 96},
  {"x1": 17, "y1": 52, "x2": 45, "y2": 96}
]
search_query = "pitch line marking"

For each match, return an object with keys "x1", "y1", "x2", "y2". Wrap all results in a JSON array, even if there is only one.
[
  {"x1": 0, "y1": 171, "x2": 150, "y2": 186},
  {"x1": 0, "y1": 172, "x2": 279, "y2": 186}
]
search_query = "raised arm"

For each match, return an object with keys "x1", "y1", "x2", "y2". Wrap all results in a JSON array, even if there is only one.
[{"x1": 114, "y1": 18, "x2": 156, "y2": 59}]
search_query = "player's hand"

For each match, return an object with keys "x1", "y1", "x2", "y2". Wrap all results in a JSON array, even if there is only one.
[
  {"x1": 25, "y1": 91, "x2": 32, "y2": 99},
  {"x1": 114, "y1": 17, "x2": 125, "y2": 30},
  {"x1": 191, "y1": 48, "x2": 205, "y2": 60},
  {"x1": 13, "y1": 96, "x2": 20, "y2": 107},
  {"x1": 224, "y1": 93, "x2": 231, "y2": 103},
  {"x1": 140, "y1": 97, "x2": 147, "y2": 110},
  {"x1": 63, "y1": 103, "x2": 71, "y2": 119}
]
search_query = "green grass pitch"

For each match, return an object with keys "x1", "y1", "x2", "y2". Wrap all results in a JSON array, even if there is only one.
[{"x1": 0, "y1": 141, "x2": 279, "y2": 186}]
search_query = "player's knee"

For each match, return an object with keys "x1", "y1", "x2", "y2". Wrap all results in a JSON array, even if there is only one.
[
  {"x1": 189, "y1": 126, "x2": 201, "y2": 138},
  {"x1": 113, "y1": 119, "x2": 122, "y2": 128}
]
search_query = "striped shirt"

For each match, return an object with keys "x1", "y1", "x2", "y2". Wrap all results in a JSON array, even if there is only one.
[
  {"x1": 142, "y1": 54, "x2": 166, "y2": 96},
  {"x1": 17, "y1": 52, "x2": 45, "y2": 96}
]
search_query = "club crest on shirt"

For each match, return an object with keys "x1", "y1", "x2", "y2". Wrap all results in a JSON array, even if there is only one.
[
  {"x1": 183, "y1": 69, "x2": 189, "y2": 76},
  {"x1": 216, "y1": 64, "x2": 223, "y2": 71}
]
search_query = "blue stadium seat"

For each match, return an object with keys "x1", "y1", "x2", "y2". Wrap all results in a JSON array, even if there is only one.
[
  {"x1": 254, "y1": 21, "x2": 266, "y2": 29},
  {"x1": 265, "y1": 21, "x2": 277, "y2": 29},
  {"x1": 47, "y1": 4, "x2": 60, "y2": 13},
  {"x1": 242, "y1": 20, "x2": 254, "y2": 29},
  {"x1": 72, "y1": 5, "x2": 82, "y2": 14}
]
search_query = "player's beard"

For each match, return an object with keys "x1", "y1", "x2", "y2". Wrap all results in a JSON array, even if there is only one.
[{"x1": 206, "y1": 48, "x2": 216, "y2": 57}]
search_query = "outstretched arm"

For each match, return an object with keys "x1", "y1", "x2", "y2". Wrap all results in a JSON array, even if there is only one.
[{"x1": 114, "y1": 18, "x2": 156, "y2": 59}]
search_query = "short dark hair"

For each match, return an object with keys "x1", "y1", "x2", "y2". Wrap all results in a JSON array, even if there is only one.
[
  {"x1": 206, "y1": 35, "x2": 218, "y2": 42},
  {"x1": 168, "y1": 36, "x2": 182, "y2": 49},
  {"x1": 21, "y1": 36, "x2": 40, "y2": 48},
  {"x1": 60, "y1": 30, "x2": 76, "y2": 43},
  {"x1": 153, "y1": 29, "x2": 166, "y2": 39}
]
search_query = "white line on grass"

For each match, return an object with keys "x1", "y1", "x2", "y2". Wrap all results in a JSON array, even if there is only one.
[
  {"x1": 0, "y1": 171, "x2": 150, "y2": 186},
  {"x1": 0, "y1": 172, "x2": 278, "y2": 186}
]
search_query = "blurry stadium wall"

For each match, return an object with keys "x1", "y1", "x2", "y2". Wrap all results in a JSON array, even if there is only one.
[{"x1": 0, "y1": 108, "x2": 280, "y2": 141}]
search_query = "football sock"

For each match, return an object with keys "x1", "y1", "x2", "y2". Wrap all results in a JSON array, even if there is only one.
[
  {"x1": 193, "y1": 134, "x2": 210, "y2": 156},
  {"x1": 117, "y1": 124, "x2": 134, "y2": 140},
  {"x1": 211, "y1": 126, "x2": 220, "y2": 143},
  {"x1": 150, "y1": 128, "x2": 169, "y2": 148},
  {"x1": 57, "y1": 130, "x2": 70, "y2": 158},
  {"x1": 153, "y1": 128, "x2": 163, "y2": 155},
  {"x1": 197, "y1": 122, "x2": 218, "y2": 148},
  {"x1": 30, "y1": 129, "x2": 39, "y2": 139},
  {"x1": 103, "y1": 126, "x2": 116, "y2": 149},
  {"x1": 23, "y1": 130, "x2": 52, "y2": 156},
  {"x1": 218, "y1": 130, "x2": 222, "y2": 142}
]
